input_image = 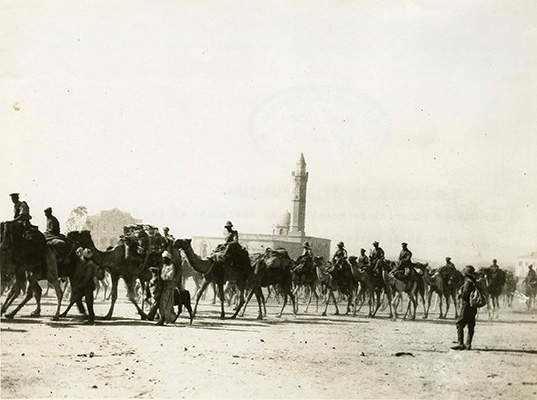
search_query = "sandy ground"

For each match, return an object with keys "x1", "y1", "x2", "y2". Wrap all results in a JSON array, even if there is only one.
[{"x1": 2, "y1": 284, "x2": 537, "y2": 399}]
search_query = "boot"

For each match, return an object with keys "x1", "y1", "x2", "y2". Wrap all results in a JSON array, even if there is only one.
[
  {"x1": 465, "y1": 329, "x2": 474, "y2": 350},
  {"x1": 451, "y1": 328, "x2": 466, "y2": 350}
]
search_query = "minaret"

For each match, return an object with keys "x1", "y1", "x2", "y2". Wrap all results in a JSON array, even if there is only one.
[{"x1": 290, "y1": 153, "x2": 308, "y2": 236}]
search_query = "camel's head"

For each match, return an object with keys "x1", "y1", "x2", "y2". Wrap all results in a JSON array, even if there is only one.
[
  {"x1": 66, "y1": 230, "x2": 94, "y2": 248},
  {"x1": 173, "y1": 238, "x2": 192, "y2": 250}
]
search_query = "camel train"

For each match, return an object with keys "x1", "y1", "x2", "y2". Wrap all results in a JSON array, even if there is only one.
[{"x1": 1, "y1": 223, "x2": 519, "y2": 324}]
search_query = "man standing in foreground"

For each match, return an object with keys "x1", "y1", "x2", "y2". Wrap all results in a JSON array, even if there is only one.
[{"x1": 451, "y1": 265, "x2": 478, "y2": 351}]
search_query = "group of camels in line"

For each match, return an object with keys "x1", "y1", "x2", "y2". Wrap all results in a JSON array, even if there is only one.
[{"x1": 1, "y1": 223, "x2": 519, "y2": 324}]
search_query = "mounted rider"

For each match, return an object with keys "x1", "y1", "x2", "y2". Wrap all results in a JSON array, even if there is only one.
[
  {"x1": 162, "y1": 227, "x2": 175, "y2": 249},
  {"x1": 10, "y1": 193, "x2": 33, "y2": 234},
  {"x1": 328, "y1": 242, "x2": 348, "y2": 272},
  {"x1": 357, "y1": 248, "x2": 369, "y2": 270},
  {"x1": 439, "y1": 256, "x2": 458, "y2": 286},
  {"x1": 292, "y1": 242, "x2": 314, "y2": 275},
  {"x1": 43, "y1": 207, "x2": 64, "y2": 241},
  {"x1": 392, "y1": 242, "x2": 414, "y2": 279},
  {"x1": 370, "y1": 241, "x2": 385, "y2": 273}
]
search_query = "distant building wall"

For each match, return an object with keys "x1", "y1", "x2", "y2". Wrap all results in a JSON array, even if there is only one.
[
  {"x1": 192, "y1": 233, "x2": 330, "y2": 261},
  {"x1": 516, "y1": 252, "x2": 537, "y2": 278},
  {"x1": 84, "y1": 208, "x2": 142, "y2": 250}
]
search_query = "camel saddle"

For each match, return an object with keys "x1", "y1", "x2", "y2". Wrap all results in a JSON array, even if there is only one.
[
  {"x1": 266, "y1": 248, "x2": 292, "y2": 269},
  {"x1": 1, "y1": 221, "x2": 48, "y2": 276}
]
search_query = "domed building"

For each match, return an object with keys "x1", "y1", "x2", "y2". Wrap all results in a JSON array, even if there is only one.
[{"x1": 192, "y1": 154, "x2": 331, "y2": 260}]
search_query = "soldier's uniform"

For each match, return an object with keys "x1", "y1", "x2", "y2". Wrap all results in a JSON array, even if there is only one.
[
  {"x1": 11, "y1": 193, "x2": 31, "y2": 223},
  {"x1": 394, "y1": 243, "x2": 413, "y2": 275},
  {"x1": 358, "y1": 249, "x2": 369, "y2": 269},
  {"x1": 45, "y1": 208, "x2": 60, "y2": 235},
  {"x1": 293, "y1": 242, "x2": 313, "y2": 275},
  {"x1": 331, "y1": 242, "x2": 348, "y2": 271},
  {"x1": 452, "y1": 265, "x2": 478, "y2": 350}
]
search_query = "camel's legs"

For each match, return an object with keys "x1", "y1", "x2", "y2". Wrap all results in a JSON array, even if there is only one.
[
  {"x1": 104, "y1": 274, "x2": 119, "y2": 320},
  {"x1": 371, "y1": 288, "x2": 383, "y2": 317},
  {"x1": 1, "y1": 274, "x2": 26, "y2": 314},
  {"x1": 332, "y1": 291, "x2": 340, "y2": 315},
  {"x1": 31, "y1": 282, "x2": 43, "y2": 317},
  {"x1": 442, "y1": 294, "x2": 450, "y2": 319},
  {"x1": 124, "y1": 277, "x2": 148, "y2": 320},
  {"x1": 452, "y1": 292, "x2": 459, "y2": 318},
  {"x1": 240, "y1": 289, "x2": 255, "y2": 317},
  {"x1": 94, "y1": 279, "x2": 101, "y2": 300},
  {"x1": 217, "y1": 283, "x2": 226, "y2": 319},
  {"x1": 193, "y1": 278, "x2": 211, "y2": 317},
  {"x1": 321, "y1": 289, "x2": 331, "y2": 316},
  {"x1": 230, "y1": 282, "x2": 246, "y2": 319}
]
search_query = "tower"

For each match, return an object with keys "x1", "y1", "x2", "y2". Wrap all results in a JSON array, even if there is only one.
[{"x1": 290, "y1": 153, "x2": 308, "y2": 236}]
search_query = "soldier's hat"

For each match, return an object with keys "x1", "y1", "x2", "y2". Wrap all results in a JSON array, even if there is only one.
[
  {"x1": 446, "y1": 257, "x2": 451, "y2": 261},
  {"x1": 224, "y1": 221, "x2": 233, "y2": 228},
  {"x1": 44, "y1": 207, "x2": 52, "y2": 213},
  {"x1": 373, "y1": 241, "x2": 379, "y2": 246},
  {"x1": 529, "y1": 264, "x2": 533, "y2": 269},
  {"x1": 463, "y1": 265, "x2": 476, "y2": 277},
  {"x1": 9, "y1": 193, "x2": 19, "y2": 197},
  {"x1": 337, "y1": 241, "x2": 345, "y2": 247},
  {"x1": 360, "y1": 248, "x2": 366, "y2": 253},
  {"x1": 303, "y1": 242, "x2": 311, "y2": 249},
  {"x1": 401, "y1": 242, "x2": 408, "y2": 246}
]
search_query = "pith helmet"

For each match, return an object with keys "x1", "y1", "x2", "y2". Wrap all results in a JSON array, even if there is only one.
[
  {"x1": 303, "y1": 242, "x2": 311, "y2": 249},
  {"x1": 373, "y1": 241, "x2": 379, "y2": 246},
  {"x1": 446, "y1": 257, "x2": 451, "y2": 261},
  {"x1": 44, "y1": 207, "x2": 52, "y2": 213},
  {"x1": 224, "y1": 221, "x2": 233, "y2": 228},
  {"x1": 401, "y1": 242, "x2": 408, "y2": 246},
  {"x1": 337, "y1": 242, "x2": 345, "y2": 247}
]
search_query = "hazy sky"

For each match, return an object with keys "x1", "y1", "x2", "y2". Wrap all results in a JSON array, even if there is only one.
[{"x1": 2, "y1": 1, "x2": 536, "y2": 265}]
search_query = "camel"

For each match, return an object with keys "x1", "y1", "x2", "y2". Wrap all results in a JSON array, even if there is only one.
[
  {"x1": 377, "y1": 259, "x2": 424, "y2": 320},
  {"x1": 291, "y1": 257, "x2": 320, "y2": 313},
  {"x1": 348, "y1": 256, "x2": 385, "y2": 318},
  {"x1": 241, "y1": 250, "x2": 296, "y2": 318},
  {"x1": 1, "y1": 221, "x2": 63, "y2": 320},
  {"x1": 66, "y1": 230, "x2": 163, "y2": 320},
  {"x1": 478, "y1": 267, "x2": 507, "y2": 319},
  {"x1": 173, "y1": 238, "x2": 263, "y2": 319},
  {"x1": 501, "y1": 271, "x2": 518, "y2": 308},
  {"x1": 413, "y1": 264, "x2": 460, "y2": 319},
  {"x1": 314, "y1": 257, "x2": 356, "y2": 316}
]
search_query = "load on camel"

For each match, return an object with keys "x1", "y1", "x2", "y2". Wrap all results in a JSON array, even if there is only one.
[
  {"x1": 66, "y1": 228, "x2": 165, "y2": 320},
  {"x1": 0, "y1": 221, "x2": 63, "y2": 320},
  {"x1": 173, "y1": 238, "x2": 264, "y2": 319},
  {"x1": 240, "y1": 248, "x2": 297, "y2": 318}
]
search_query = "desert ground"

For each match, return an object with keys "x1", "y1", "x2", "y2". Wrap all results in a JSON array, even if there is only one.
[{"x1": 2, "y1": 283, "x2": 537, "y2": 399}]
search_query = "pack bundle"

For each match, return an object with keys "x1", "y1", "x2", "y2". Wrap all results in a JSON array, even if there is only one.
[{"x1": 122, "y1": 224, "x2": 166, "y2": 259}]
